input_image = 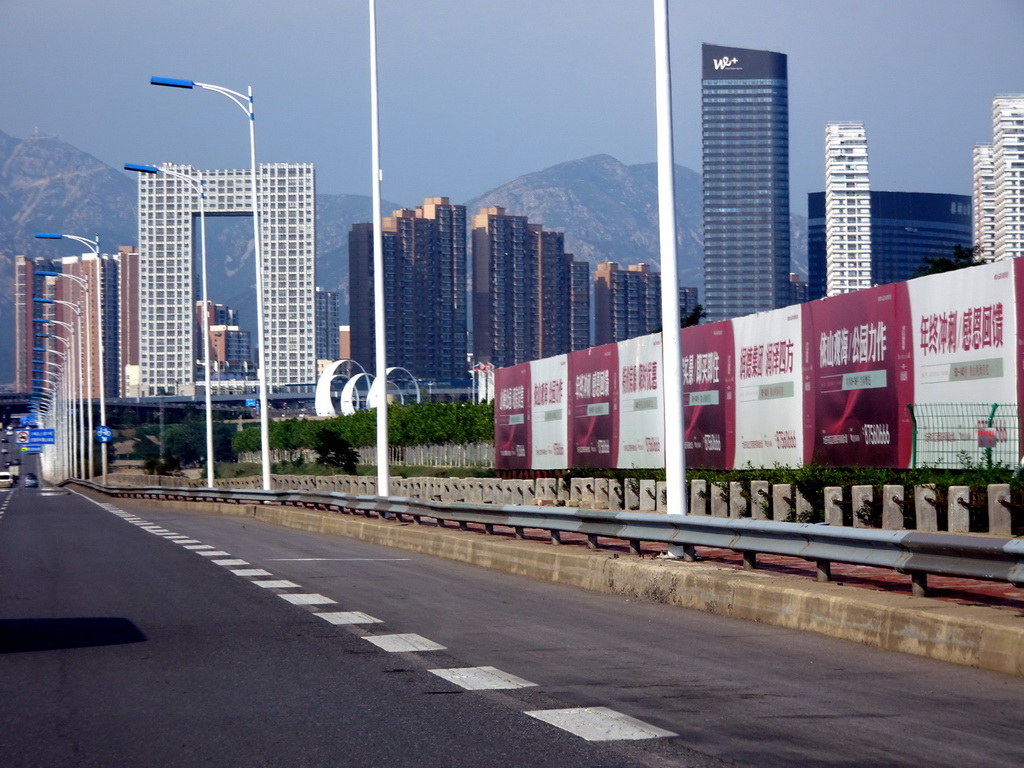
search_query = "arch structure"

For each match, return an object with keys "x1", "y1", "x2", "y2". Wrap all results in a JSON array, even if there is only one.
[{"x1": 314, "y1": 359, "x2": 369, "y2": 417}]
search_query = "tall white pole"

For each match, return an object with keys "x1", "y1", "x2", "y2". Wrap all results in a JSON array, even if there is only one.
[
  {"x1": 653, "y1": 1, "x2": 692, "y2": 554},
  {"x1": 247, "y1": 88, "x2": 272, "y2": 492},
  {"x1": 369, "y1": 0, "x2": 390, "y2": 497},
  {"x1": 93, "y1": 242, "x2": 108, "y2": 484},
  {"x1": 197, "y1": 175, "x2": 215, "y2": 488}
]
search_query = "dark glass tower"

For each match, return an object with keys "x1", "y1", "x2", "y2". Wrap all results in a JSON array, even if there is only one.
[
  {"x1": 807, "y1": 191, "x2": 973, "y2": 299},
  {"x1": 702, "y1": 44, "x2": 791, "y2": 322}
]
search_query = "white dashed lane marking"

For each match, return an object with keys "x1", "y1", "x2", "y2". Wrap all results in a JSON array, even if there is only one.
[
  {"x1": 252, "y1": 580, "x2": 301, "y2": 589},
  {"x1": 524, "y1": 708, "x2": 677, "y2": 742},
  {"x1": 364, "y1": 634, "x2": 446, "y2": 653},
  {"x1": 278, "y1": 593, "x2": 336, "y2": 606},
  {"x1": 429, "y1": 666, "x2": 536, "y2": 691},
  {"x1": 230, "y1": 569, "x2": 272, "y2": 577},
  {"x1": 315, "y1": 611, "x2": 382, "y2": 625}
]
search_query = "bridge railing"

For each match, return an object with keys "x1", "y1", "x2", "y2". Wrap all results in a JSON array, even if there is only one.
[{"x1": 68, "y1": 479, "x2": 1024, "y2": 599}]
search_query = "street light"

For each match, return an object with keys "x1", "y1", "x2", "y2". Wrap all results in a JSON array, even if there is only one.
[
  {"x1": 126, "y1": 162, "x2": 215, "y2": 488},
  {"x1": 34, "y1": 270, "x2": 95, "y2": 477},
  {"x1": 35, "y1": 232, "x2": 110, "y2": 482},
  {"x1": 39, "y1": 337, "x2": 74, "y2": 480},
  {"x1": 150, "y1": 75, "x2": 272, "y2": 492},
  {"x1": 34, "y1": 315, "x2": 83, "y2": 478}
]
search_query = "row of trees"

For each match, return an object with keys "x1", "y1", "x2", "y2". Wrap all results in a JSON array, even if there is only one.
[{"x1": 231, "y1": 400, "x2": 495, "y2": 459}]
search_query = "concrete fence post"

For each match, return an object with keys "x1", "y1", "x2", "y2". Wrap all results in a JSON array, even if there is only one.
[
  {"x1": 593, "y1": 478, "x2": 609, "y2": 510},
  {"x1": 882, "y1": 485, "x2": 905, "y2": 530},
  {"x1": 914, "y1": 485, "x2": 938, "y2": 532},
  {"x1": 639, "y1": 479, "x2": 657, "y2": 512},
  {"x1": 656, "y1": 481, "x2": 668, "y2": 512},
  {"x1": 772, "y1": 483, "x2": 792, "y2": 521},
  {"x1": 729, "y1": 481, "x2": 747, "y2": 518},
  {"x1": 690, "y1": 479, "x2": 708, "y2": 516},
  {"x1": 710, "y1": 482, "x2": 728, "y2": 517},
  {"x1": 824, "y1": 487, "x2": 844, "y2": 526},
  {"x1": 750, "y1": 480, "x2": 770, "y2": 520},
  {"x1": 795, "y1": 488, "x2": 813, "y2": 522},
  {"x1": 851, "y1": 486, "x2": 874, "y2": 528},
  {"x1": 608, "y1": 479, "x2": 625, "y2": 511},
  {"x1": 988, "y1": 484, "x2": 1012, "y2": 537},
  {"x1": 948, "y1": 486, "x2": 971, "y2": 533}
]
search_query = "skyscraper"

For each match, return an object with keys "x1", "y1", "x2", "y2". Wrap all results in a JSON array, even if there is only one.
[
  {"x1": 702, "y1": 44, "x2": 791, "y2": 322},
  {"x1": 135, "y1": 162, "x2": 316, "y2": 396},
  {"x1": 314, "y1": 287, "x2": 341, "y2": 363},
  {"x1": 593, "y1": 262, "x2": 662, "y2": 346},
  {"x1": 471, "y1": 206, "x2": 589, "y2": 368},
  {"x1": 824, "y1": 122, "x2": 872, "y2": 296},
  {"x1": 990, "y1": 95, "x2": 1024, "y2": 261},
  {"x1": 350, "y1": 197, "x2": 467, "y2": 380}
]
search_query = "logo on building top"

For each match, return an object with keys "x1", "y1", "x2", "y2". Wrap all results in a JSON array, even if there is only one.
[{"x1": 712, "y1": 56, "x2": 740, "y2": 71}]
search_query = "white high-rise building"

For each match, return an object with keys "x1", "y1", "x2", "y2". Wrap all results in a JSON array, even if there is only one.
[
  {"x1": 991, "y1": 96, "x2": 1024, "y2": 261},
  {"x1": 136, "y1": 162, "x2": 316, "y2": 396},
  {"x1": 824, "y1": 122, "x2": 871, "y2": 296},
  {"x1": 973, "y1": 144, "x2": 996, "y2": 258}
]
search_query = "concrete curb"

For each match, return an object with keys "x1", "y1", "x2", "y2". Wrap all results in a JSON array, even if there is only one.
[{"x1": 106, "y1": 495, "x2": 1024, "y2": 678}]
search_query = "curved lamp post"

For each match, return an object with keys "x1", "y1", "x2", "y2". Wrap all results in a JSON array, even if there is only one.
[
  {"x1": 35, "y1": 233, "x2": 109, "y2": 482},
  {"x1": 150, "y1": 75, "x2": 271, "y2": 491},
  {"x1": 126, "y1": 162, "x2": 215, "y2": 488},
  {"x1": 34, "y1": 314, "x2": 82, "y2": 478}
]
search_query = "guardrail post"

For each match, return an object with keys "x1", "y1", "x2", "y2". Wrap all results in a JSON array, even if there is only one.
[
  {"x1": 824, "y1": 487, "x2": 843, "y2": 526},
  {"x1": 949, "y1": 486, "x2": 970, "y2": 533},
  {"x1": 640, "y1": 479, "x2": 657, "y2": 512},
  {"x1": 750, "y1": 480, "x2": 770, "y2": 520},
  {"x1": 710, "y1": 483, "x2": 728, "y2": 517},
  {"x1": 772, "y1": 483, "x2": 792, "y2": 521},
  {"x1": 882, "y1": 486, "x2": 905, "y2": 530},
  {"x1": 690, "y1": 479, "x2": 708, "y2": 515},
  {"x1": 742, "y1": 551, "x2": 757, "y2": 570},
  {"x1": 915, "y1": 485, "x2": 938, "y2": 531},
  {"x1": 729, "y1": 481, "x2": 747, "y2": 518},
  {"x1": 988, "y1": 483, "x2": 1012, "y2": 536},
  {"x1": 852, "y1": 486, "x2": 873, "y2": 528},
  {"x1": 816, "y1": 560, "x2": 832, "y2": 582},
  {"x1": 911, "y1": 572, "x2": 928, "y2": 597}
]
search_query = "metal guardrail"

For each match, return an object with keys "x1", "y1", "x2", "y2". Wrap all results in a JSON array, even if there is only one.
[{"x1": 68, "y1": 480, "x2": 1024, "y2": 599}]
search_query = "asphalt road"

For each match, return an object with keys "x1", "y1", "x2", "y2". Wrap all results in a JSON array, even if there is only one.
[{"x1": 2, "y1": 480, "x2": 1022, "y2": 767}]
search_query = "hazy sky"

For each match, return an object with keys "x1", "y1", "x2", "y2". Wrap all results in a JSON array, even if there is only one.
[{"x1": 3, "y1": 0, "x2": 1022, "y2": 215}]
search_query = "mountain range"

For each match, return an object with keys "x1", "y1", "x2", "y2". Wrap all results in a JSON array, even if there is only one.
[{"x1": 0, "y1": 127, "x2": 806, "y2": 388}]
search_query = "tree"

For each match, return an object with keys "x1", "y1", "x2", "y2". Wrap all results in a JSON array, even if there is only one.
[
  {"x1": 912, "y1": 244, "x2": 986, "y2": 278},
  {"x1": 682, "y1": 303, "x2": 706, "y2": 328},
  {"x1": 311, "y1": 427, "x2": 359, "y2": 473}
]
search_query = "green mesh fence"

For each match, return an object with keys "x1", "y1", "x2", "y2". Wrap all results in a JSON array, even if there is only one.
[{"x1": 908, "y1": 403, "x2": 1021, "y2": 469}]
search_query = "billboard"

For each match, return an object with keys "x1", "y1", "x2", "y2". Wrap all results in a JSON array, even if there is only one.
[
  {"x1": 569, "y1": 343, "x2": 619, "y2": 468},
  {"x1": 801, "y1": 283, "x2": 914, "y2": 467},
  {"x1": 529, "y1": 355, "x2": 569, "y2": 470},
  {"x1": 617, "y1": 334, "x2": 665, "y2": 469},
  {"x1": 681, "y1": 321, "x2": 735, "y2": 469},
  {"x1": 731, "y1": 307, "x2": 804, "y2": 467},
  {"x1": 493, "y1": 362, "x2": 531, "y2": 470}
]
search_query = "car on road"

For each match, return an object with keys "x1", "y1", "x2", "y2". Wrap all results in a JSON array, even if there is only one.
[
  {"x1": 23, "y1": 473, "x2": 38, "y2": 488},
  {"x1": 0, "y1": 471, "x2": 13, "y2": 488}
]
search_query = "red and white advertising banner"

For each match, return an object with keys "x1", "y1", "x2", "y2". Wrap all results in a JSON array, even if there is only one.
[
  {"x1": 616, "y1": 334, "x2": 665, "y2": 469},
  {"x1": 909, "y1": 261, "x2": 1016, "y2": 404},
  {"x1": 681, "y1": 320, "x2": 735, "y2": 469},
  {"x1": 801, "y1": 283, "x2": 914, "y2": 467},
  {"x1": 908, "y1": 261, "x2": 1017, "y2": 465},
  {"x1": 730, "y1": 307, "x2": 803, "y2": 467},
  {"x1": 493, "y1": 362, "x2": 531, "y2": 471},
  {"x1": 529, "y1": 355, "x2": 569, "y2": 470},
  {"x1": 569, "y1": 343, "x2": 619, "y2": 468}
]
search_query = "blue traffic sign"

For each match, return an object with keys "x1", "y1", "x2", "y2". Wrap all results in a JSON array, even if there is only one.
[
  {"x1": 26, "y1": 429, "x2": 55, "y2": 445},
  {"x1": 96, "y1": 425, "x2": 113, "y2": 443},
  {"x1": 245, "y1": 398, "x2": 258, "y2": 408}
]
